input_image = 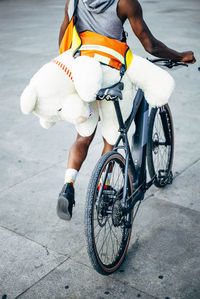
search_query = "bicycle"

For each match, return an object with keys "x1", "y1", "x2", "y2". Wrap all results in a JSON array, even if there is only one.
[{"x1": 84, "y1": 59, "x2": 188, "y2": 275}]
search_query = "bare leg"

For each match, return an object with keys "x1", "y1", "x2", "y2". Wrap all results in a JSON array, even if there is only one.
[
  {"x1": 57, "y1": 133, "x2": 112, "y2": 221},
  {"x1": 101, "y1": 137, "x2": 113, "y2": 155},
  {"x1": 67, "y1": 130, "x2": 96, "y2": 171}
]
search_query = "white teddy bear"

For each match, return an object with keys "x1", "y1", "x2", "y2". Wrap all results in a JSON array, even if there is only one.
[
  {"x1": 20, "y1": 49, "x2": 175, "y2": 145},
  {"x1": 20, "y1": 49, "x2": 136, "y2": 142}
]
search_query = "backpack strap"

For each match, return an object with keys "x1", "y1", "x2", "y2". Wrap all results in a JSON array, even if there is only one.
[
  {"x1": 68, "y1": 0, "x2": 79, "y2": 21},
  {"x1": 59, "y1": 0, "x2": 81, "y2": 55}
]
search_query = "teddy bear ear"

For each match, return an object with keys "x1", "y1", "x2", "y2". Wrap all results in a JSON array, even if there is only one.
[{"x1": 20, "y1": 84, "x2": 38, "y2": 114}]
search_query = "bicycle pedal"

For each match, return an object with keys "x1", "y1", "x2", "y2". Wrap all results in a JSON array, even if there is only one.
[
  {"x1": 167, "y1": 171, "x2": 173, "y2": 184},
  {"x1": 158, "y1": 170, "x2": 173, "y2": 185},
  {"x1": 158, "y1": 169, "x2": 167, "y2": 178}
]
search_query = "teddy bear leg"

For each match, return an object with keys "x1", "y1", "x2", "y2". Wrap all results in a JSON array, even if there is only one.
[
  {"x1": 127, "y1": 55, "x2": 175, "y2": 107},
  {"x1": 100, "y1": 100, "x2": 120, "y2": 146},
  {"x1": 75, "y1": 101, "x2": 99, "y2": 137},
  {"x1": 39, "y1": 118, "x2": 56, "y2": 129},
  {"x1": 61, "y1": 93, "x2": 92, "y2": 125}
]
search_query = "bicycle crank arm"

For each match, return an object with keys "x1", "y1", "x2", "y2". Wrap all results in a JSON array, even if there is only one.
[
  {"x1": 123, "y1": 188, "x2": 144, "y2": 215},
  {"x1": 145, "y1": 175, "x2": 156, "y2": 190}
]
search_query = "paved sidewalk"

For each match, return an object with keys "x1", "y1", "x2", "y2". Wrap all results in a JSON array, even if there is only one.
[{"x1": 0, "y1": 0, "x2": 199, "y2": 298}]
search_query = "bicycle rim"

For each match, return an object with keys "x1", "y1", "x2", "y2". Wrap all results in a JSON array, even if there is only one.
[
  {"x1": 85, "y1": 151, "x2": 133, "y2": 275},
  {"x1": 147, "y1": 105, "x2": 174, "y2": 187}
]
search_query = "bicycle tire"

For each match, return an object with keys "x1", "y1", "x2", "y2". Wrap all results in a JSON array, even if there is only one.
[
  {"x1": 84, "y1": 151, "x2": 134, "y2": 275},
  {"x1": 147, "y1": 104, "x2": 174, "y2": 187}
]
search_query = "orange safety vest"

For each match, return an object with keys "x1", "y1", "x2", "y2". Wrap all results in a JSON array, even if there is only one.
[{"x1": 59, "y1": 17, "x2": 133, "y2": 71}]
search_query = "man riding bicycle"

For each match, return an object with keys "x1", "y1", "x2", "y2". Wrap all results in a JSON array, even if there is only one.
[{"x1": 57, "y1": 0, "x2": 196, "y2": 221}]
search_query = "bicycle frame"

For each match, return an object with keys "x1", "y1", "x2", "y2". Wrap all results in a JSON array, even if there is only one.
[
  {"x1": 112, "y1": 88, "x2": 150, "y2": 208},
  {"x1": 86, "y1": 58, "x2": 184, "y2": 275}
]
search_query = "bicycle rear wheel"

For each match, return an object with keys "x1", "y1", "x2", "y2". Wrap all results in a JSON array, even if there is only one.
[
  {"x1": 147, "y1": 104, "x2": 174, "y2": 187},
  {"x1": 85, "y1": 151, "x2": 133, "y2": 275}
]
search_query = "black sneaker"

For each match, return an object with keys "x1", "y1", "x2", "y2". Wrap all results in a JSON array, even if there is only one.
[{"x1": 57, "y1": 183, "x2": 75, "y2": 221}]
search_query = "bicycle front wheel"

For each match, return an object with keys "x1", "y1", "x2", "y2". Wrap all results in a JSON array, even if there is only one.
[
  {"x1": 147, "y1": 104, "x2": 174, "y2": 187},
  {"x1": 85, "y1": 151, "x2": 133, "y2": 275}
]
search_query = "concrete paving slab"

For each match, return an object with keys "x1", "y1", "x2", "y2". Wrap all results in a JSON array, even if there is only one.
[
  {"x1": 0, "y1": 111, "x2": 76, "y2": 191},
  {"x1": 0, "y1": 46, "x2": 58, "y2": 90},
  {"x1": 0, "y1": 149, "x2": 50, "y2": 192},
  {"x1": 0, "y1": 164, "x2": 86, "y2": 256},
  {"x1": 0, "y1": 0, "x2": 64, "y2": 55},
  {"x1": 15, "y1": 258, "x2": 155, "y2": 299},
  {"x1": 169, "y1": 67, "x2": 200, "y2": 174},
  {"x1": 0, "y1": 114, "x2": 76, "y2": 165},
  {"x1": 114, "y1": 199, "x2": 200, "y2": 299},
  {"x1": 0, "y1": 123, "x2": 102, "y2": 257},
  {"x1": 74, "y1": 197, "x2": 200, "y2": 299},
  {"x1": 0, "y1": 226, "x2": 67, "y2": 299}
]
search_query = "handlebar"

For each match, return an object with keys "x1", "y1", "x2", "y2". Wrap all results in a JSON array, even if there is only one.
[{"x1": 147, "y1": 58, "x2": 188, "y2": 69}]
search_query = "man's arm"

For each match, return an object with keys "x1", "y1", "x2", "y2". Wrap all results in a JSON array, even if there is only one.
[
  {"x1": 118, "y1": 0, "x2": 196, "y2": 63},
  {"x1": 59, "y1": 0, "x2": 70, "y2": 46}
]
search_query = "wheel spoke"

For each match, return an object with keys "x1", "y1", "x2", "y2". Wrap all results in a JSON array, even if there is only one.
[
  {"x1": 86, "y1": 152, "x2": 133, "y2": 273},
  {"x1": 148, "y1": 106, "x2": 174, "y2": 187}
]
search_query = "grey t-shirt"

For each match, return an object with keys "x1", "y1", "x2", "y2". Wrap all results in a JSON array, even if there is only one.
[{"x1": 75, "y1": 0, "x2": 124, "y2": 41}]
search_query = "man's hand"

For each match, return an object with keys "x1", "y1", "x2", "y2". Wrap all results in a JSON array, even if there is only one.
[{"x1": 180, "y1": 51, "x2": 196, "y2": 64}]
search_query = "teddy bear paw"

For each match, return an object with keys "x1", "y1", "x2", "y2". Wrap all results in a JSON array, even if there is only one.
[{"x1": 76, "y1": 116, "x2": 88, "y2": 124}]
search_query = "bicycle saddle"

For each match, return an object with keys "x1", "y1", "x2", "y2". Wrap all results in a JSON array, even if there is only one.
[{"x1": 96, "y1": 81, "x2": 124, "y2": 101}]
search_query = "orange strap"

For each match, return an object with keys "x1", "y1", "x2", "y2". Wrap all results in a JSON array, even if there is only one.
[
  {"x1": 59, "y1": 17, "x2": 74, "y2": 55},
  {"x1": 79, "y1": 31, "x2": 129, "y2": 70}
]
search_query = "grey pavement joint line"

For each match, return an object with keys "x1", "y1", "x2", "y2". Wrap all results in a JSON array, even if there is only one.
[
  {"x1": 173, "y1": 156, "x2": 200, "y2": 179},
  {"x1": 14, "y1": 252, "x2": 159, "y2": 299},
  {"x1": 0, "y1": 223, "x2": 89, "y2": 259},
  {"x1": 141, "y1": 157, "x2": 200, "y2": 212},
  {"x1": 1, "y1": 221, "x2": 158, "y2": 298},
  {"x1": 0, "y1": 224, "x2": 68, "y2": 257},
  {"x1": 144, "y1": 185, "x2": 200, "y2": 214},
  {"x1": 151, "y1": 193, "x2": 200, "y2": 215},
  {"x1": 70, "y1": 257, "x2": 159, "y2": 299},
  {"x1": 14, "y1": 257, "x2": 70, "y2": 299}
]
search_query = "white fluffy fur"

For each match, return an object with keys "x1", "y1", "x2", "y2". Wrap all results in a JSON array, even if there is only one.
[
  {"x1": 75, "y1": 101, "x2": 99, "y2": 137},
  {"x1": 72, "y1": 55, "x2": 103, "y2": 102},
  {"x1": 21, "y1": 84, "x2": 38, "y2": 114},
  {"x1": 61, "y1": 93, "x2": 92, "y2": 125},
  {"x1": 20, "y1": 50, "x2": 89, "y2": 128},
  {"x1": 100, "y1": 66, "x2": 136, "y2": 144},
  {"x1": 20, "y1": 49, "x2": 175, "y2": 145},
  {"x1": 127, "y1": 55, "x2": 175, "y2": 107}
]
